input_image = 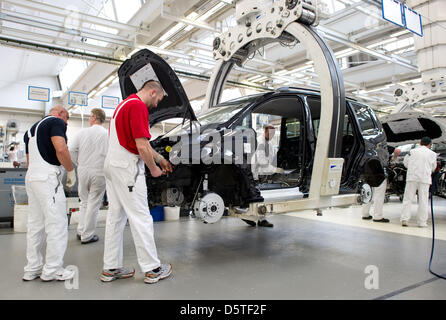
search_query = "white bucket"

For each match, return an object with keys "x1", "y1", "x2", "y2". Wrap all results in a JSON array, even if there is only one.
[
  {"x1": 164, "y1": 206, "x2": 180, "y2": 221},
  {"x1": 14, "y1": 204, "x2": 29, "y2": 233}
]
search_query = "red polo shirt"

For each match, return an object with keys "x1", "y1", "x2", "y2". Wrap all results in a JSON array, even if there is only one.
[{"x1": 113, "y1": 94, "x2": 151, "y2": 155}]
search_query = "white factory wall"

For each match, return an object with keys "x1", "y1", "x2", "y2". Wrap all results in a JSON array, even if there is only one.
[
  {"x1": 0, "y1": 76, "x2": 59, "y2": 113},
  {"x1": 0, "y1": 111, "x2": 172, "y2": 163}
]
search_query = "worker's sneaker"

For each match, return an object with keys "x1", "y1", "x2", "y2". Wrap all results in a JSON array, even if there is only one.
[
  {"x1": 144, "y1": 264, "x2": 172, "y2": 284},
  {"x1": 81, "y1": 235, "x2": 99, "y2": 244},
  {"x1": 258, "y1": 219, "x2": 274, "y2": 228},
  {"x1": 100, "y1": 267, "x2": 135, "y2": 282},
  {"x1": 242, "y1": 219, "x2": 256, "y2": 227},
  {"x1": 373, "y1": 218, "x2": 390, "y2": 223},
  {"x1": 362, "y1": 215, "x2": 373, "y2": 220},
  {"x1": 418, "y1": 223, "x2": 428, "y2": 228},
  {"x1": 22, "y1": 271, "x2": 42, "y2": 281},
  {"x1": 401, "y1": 220, "x2": 409, "y2": 227},
  {"x1": 40, "y1": 268, "x2": 75, "y2": 282}
]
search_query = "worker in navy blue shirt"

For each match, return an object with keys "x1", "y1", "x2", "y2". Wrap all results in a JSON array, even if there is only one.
[{"x1": 22, "y1": 105, "x2": 77, "y2": 282}]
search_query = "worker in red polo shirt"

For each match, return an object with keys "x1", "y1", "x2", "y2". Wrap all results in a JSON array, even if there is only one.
[{"x1": 101, "y1": 80, "x2": 173, "y2": 284}]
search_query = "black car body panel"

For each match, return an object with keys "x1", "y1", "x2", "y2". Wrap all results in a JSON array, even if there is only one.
[
  {"x1": 117, "y1": 49, "x2": 388, "y2": 209},
  {"x1": 147, "y1": 90, "x2": 388, "y2": 208},
  {"x1": 380, "y1": 112, "x2": 446, "y2": 200},
  {"x1": 118, "y1": 49, "x2": 196, "y2": 126}
]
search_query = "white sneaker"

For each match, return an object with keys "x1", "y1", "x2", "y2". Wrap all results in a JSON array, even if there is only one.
[
  {"x1": 401, "y1": 220, "x2": 409, "y2": 227},
  {"x1": 418, "y1": 223, "x2": 428, "y2": 228},
  {"x1": 40, "y1": 268, "x2": 75, "y2": 282},
  {"x1": 23, "y1": 271, "x2": 42, "y2": 281}
]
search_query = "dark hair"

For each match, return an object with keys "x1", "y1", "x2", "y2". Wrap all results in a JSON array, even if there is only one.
[
  {"x1": 421, "y1": 136, "x2": 432, "y2": 146},
  {"x1": 9, "y1": 146, "x2": 14, "y2": 151}
]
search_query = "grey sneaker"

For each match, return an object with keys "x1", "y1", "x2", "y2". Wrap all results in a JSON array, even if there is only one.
[
  {"x1": 23, "y1": 271, "x2": 42, "y2": 281},
  {"x1": 100, "y1": 267, "x2": 135, "y2": 282},
  {"x1": 144, "y1": 264, "x2": 172, "y2": 284},
  {"x1": 40, "y1": 268, "x2": 75, "y2": 282}
]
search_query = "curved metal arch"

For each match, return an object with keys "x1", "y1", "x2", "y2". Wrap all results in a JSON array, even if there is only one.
[{"x1": 204, "y1": 22, "x2": 345, "y2": 199}]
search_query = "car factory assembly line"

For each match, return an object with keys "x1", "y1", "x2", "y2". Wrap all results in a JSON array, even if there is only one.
[{"x1": 118, "y1": 0, "x2": 387, "y2": 225}]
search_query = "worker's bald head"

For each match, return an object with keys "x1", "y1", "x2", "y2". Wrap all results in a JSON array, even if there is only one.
[
  {"x1": 137, "y1": 80, "x2": 164, "y2": 109},
  {"x1": 49, "y1": 105, "x2": 69, "y2": 124},
  {"x1": 141, "y1": 80, "x2": 163, "y2": 93}
]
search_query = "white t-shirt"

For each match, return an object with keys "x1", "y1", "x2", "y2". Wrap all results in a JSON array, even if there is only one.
[
  {"x1": 69, "y1": 124, "x2": 109, "y2": 175},
  {"x1": 403, "y1": 145, "x2": 437, "y2": 184},
  {"x1": 7, "y1": 150, "x2": 17, "y2": 162}
]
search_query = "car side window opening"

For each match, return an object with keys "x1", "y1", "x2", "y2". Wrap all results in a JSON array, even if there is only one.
[
  {"x1": 351, "y1": 102, "x2": 378, "y2": 133},
  {"x1": 247, "y1": 96, "x2": 305, "y2": 189}
]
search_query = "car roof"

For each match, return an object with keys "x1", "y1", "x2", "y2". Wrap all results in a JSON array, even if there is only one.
[{"x1": 276, "y1": 87, "x2": 358, "y2": 102}]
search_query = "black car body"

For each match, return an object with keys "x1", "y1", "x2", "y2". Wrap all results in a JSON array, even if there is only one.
[
  {"x1": 118, "y1": 49, "x2": 388, "y2": 210},
  {"x1": 381, "y1": 112, "x2": 446, "y2": 200}
]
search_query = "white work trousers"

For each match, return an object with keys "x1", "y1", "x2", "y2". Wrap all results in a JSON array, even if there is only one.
[
  {"x1": 103, "y1": 167, "x2": 160, "y2": 273},
  {"x1": 77, "y1": 168, "x2": 106, "y2": 241},
  {"x1": 362, "y1": 179, "x2": 387, "y2": 219},
  {"x1": 24, "y1": 171, "x2": 67, "y2": 276},
  {"x1": 401, "y1": 181, "x2": 430, "y2": 224}
]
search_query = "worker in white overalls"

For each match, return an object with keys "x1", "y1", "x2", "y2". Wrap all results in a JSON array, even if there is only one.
[
  {"x1": 401, "y1": 137, "x2": 437, "y2": 227},
  {"x1": 22, "y1": 105, "x2": 76, "y2": 282},
  {"x1": 69, "y1": 108, "x2": 108, "y2": 244},
  {"x1": 101, "y1": 80, "x2": 173, "y2": 284}
]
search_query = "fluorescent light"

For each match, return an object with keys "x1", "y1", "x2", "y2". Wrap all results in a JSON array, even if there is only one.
[
  {"x1": 104, "y1": 75, "x2": 116, "y2": 84},
  {"x1": 391, "y1": 30, "x2": 410, "y2": 38},
  {"x1": 159, "y1": 41, "x2": 172, "y2": 49},
  {"x1": 159, "y1": 23, "x2": 185, "y2": 41},
  {"x1": 89, "y1": 89, "x2": 97, "y2": 97},
  {"x1": 275, "y1": 70, "x2": 289, "y2": 75},
  {"x1": 111, "y1": 77, "x2": 119, "y2": 85},
  {"x1": 184, "y1": 25, "x2": 194, "y2": 31},
  {"x1": 197, "y1": 2, "x2": 225, "y2": 21},
  {"x1": 186, "y1": 12, "x2": 198, "y2": 20},
  {"x1": 247, "y1": 75, "x2": 262, "y2": 81}
]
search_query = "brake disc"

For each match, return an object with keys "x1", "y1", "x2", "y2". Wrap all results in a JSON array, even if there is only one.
[
  {"x1": 359, "y1": 183, "x2": 372, "y2": 204},
  {"x1": 193, "y1": 193, "x2": 225, "y2": 224}
]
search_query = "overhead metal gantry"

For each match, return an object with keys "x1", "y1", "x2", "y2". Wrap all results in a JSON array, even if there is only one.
[{"x1": 199, "y1": 0, "x2": 363, "y2": 220}]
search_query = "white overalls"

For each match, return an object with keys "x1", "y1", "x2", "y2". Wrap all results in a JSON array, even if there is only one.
[
  {"x1": 103, "y1": 98, "x2": 161, "y2": 272},
  {"x1": 24, "y1": 116, "x2": 68, "y2": 278},
  {"x1": 71, "y1": 125, "x2": 108, "y2": 241}
]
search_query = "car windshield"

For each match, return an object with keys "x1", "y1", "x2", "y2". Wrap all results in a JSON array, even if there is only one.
[{"x1": 164, "y1": 94, "x2": 262, "y2": 136}]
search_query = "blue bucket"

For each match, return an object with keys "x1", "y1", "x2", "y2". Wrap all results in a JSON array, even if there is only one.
[{"x1": 150, "y1": 205, "x2": 164, "y2": 222}]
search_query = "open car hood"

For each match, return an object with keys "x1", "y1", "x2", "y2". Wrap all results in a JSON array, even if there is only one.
[
  {"x1": 380, "y1": 112, "x2": 446, "y2": 147},
  {"x1": 118, "y1": 49, "x2": 197, "y2": 126}
]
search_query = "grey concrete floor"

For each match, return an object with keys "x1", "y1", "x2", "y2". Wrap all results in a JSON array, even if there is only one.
[{"x1": 1, "y1": 212, "x2": 446, "y2": 300}]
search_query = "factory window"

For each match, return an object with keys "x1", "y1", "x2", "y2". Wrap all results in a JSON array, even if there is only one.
[{"x1": 114, "y1": 0, "x2": 141, "y2": 23}]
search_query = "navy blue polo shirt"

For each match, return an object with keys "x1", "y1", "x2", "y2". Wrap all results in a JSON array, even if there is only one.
[{"x1": 24, "y1": 116, "x2": 67, "y2": 166}]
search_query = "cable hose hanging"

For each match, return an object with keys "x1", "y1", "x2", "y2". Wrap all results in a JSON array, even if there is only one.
[{"x1": 429, "y1": 172, "x2": 446, "y2": 280}]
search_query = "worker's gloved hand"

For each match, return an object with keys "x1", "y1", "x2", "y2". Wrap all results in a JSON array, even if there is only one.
[
  {"x1": 275, "y1": 167, "x2": 285, "y2": 174},
  {"x1": 66, "y1": 170, "x2": 76, "y2": 188}
]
